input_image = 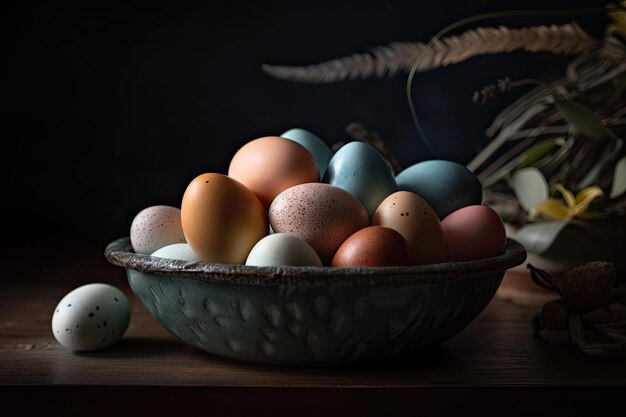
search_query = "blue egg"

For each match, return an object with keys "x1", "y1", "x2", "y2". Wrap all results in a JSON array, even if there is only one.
[
  {"x1": 323, "y1": 141, "x2": 397, "y2": 217},
  {"x1": 281, "y1": 128, "x2": 333, "y2": 179},
  {"x1": 396, "y1": 160, "x2": 483, "y2": 219}
]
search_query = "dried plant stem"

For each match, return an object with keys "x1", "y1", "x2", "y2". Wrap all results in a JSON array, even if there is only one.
[
  {"x1": 262, "y1": 23, "x2": 596, "y2": 84},
  {"x1": 473, "y1": 78, "x2": 544, "y2": 104},
  {"x1": 406, "y1": 8, "x2": 604, "y2": 157},
  {"x1": 468, "y1": 52, "x2": 619, "y2": 173}
]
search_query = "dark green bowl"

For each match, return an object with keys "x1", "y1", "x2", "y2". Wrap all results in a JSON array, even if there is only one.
[{"x1": 105, "y1": 237, "x2": 526, "y2": 366}]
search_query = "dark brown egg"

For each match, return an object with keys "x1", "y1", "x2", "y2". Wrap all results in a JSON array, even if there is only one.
[{"x1": 331, "y1": 226, "x2": 411, "y2": 267}]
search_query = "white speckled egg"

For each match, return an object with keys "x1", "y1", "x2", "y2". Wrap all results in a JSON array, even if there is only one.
[
  {"x1": 51, "y1": 283, "x2": 131, "y2": 352},
  {"x1": 151, "y1": 243, "x2": 201, "y2": 262},
  {"x1": 130, "y1": 205, "x2": 186, "y2": 254},
  {"x1": 246, "y1": 233, "x2": 322, "y2": 266}
]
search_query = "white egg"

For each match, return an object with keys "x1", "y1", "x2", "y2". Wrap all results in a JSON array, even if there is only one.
[
  {"x1": 51, "y1": 283, "x2": 131, "y2": 352},
  {"x1": 245, "y1": 233, "x2": 323, "y2": 267},
  {"x1": 151, "y1": 243, "x2": 200, "y2": 262},
  {"x1": 130, "y1": 205, "x2": 185, "y2": 254}
]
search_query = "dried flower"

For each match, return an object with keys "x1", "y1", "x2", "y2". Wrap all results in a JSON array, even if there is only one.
[{"x1": 529, "y1": 184, "x2": 604, "y2": 220}]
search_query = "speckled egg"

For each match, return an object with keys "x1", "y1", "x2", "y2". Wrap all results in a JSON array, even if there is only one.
[
  {"x1": 245, "y1": 233, "x2": 323, "y2": 267},
  {"x1": 228, "y1": 136, "x2": 319, "y2": 209},
  {"x1": 331, "y1": 226, "x2": 411, "y2": 267},
  {"x1": 51, "y1": 283, "x2": 131, "y2": 352},
  {"x1": 269, "y1": 183, "x2": 368, "y2": 264},
  {"x1": 372, "y1": 191, "x2": 446, "y2": 265},
  {"x1": 151, "y1": 243, "x2": 201, "y2": 262},
  {"x1": 323, "y1": 141, "x2": 397, "y2": 218},
  {"x1": 396, "y1": 160, "x2": 483, "y2": 219},
  {"x1": 130, "y1": 205, "x2": 185, "y2": 255},
  {"x1": 281, "y1": 128, "x2": 333, "y2": 179}
]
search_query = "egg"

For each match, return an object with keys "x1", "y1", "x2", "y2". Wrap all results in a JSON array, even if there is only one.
[
  {"x1": 372, "y1": 191, "x2": 446, "y2": 265},
  {"x1": 441, "y1": 205, "x2": 507, "y2": 261},
  {"x1": 51, "y1": 283, "x2": 131, "y2": 351},
  {"x1": 331, "y1": 226, "x2": 411, "y2": 267},
  {"x1": 323, "y1": 141, "x2": 397, "y2": 218},
  {"x1": 281, "y1": 128, "x2": 333, "y2": 179},
  {"x1": 228, "y1": 136, "x2": 319, "y2": 209},
  {"x1": 269, "y1": 183, "x2": 369, "y2": 264},
  {"x1": 130, "y1": 205, "x2": 186, "y2": 254},
  {"x1": 181, "y1": 173, "x2": 267, "y2": 264},
  {"x1": 151, "y1": 243, "x2": 201, "y2": 262},
  {"x1": 245, "y1": 233, "x2": 323, "y2": 267},
  {"x1": 396, "y1": 160, "x2": 483, "y2": 219}
]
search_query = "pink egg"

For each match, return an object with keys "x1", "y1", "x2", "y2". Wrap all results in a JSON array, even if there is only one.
[{"x1": 441, "y1": 205, "x2": 506, "y2": 262}]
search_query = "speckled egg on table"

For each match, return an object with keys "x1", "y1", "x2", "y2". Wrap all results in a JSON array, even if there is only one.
[{"x1": 51, "y1": 283, "x2": 131, "y2": 351}]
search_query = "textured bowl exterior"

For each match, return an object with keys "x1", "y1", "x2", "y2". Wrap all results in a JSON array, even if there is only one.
[{"x1": 106, "y1": 238, "x2": 526, "y2": 366}]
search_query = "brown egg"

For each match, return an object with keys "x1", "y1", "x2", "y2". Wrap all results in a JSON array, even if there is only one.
[
  {"x1": 372, "y1": 191, "x2": 446, "y2": 265},
  {"x1": 331, "y1": 226, "x2": 411, "y2": 267},
  {"x1": 441, "y1": 205, "x2": 506, "y2": 261},
  {"x1": 269, "y1": 183, "x2": 368, "y2": 264},
  {"x1": 228, "y1": 136, "x2": 319, "y2": 209},
  {"x1": 181, "y1": 173, "x2": 267, "y2": 264}
]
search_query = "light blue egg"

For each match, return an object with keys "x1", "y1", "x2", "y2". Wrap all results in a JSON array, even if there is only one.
[
  {"x1": 323, "y1": 141, "x2": 397, "y2": 217},
  {"x1": 245, "y1": 233, "x2": 322, "y2": 267},
  {"x1": 281, "y1": 128, "x2": 333, "y2": 179},
  {"x1": 151, "y1": 243, "x2": 201, "y2": 262},
  {"x1": 396, "y1": 160, "x2": 483, "y2": 219}
]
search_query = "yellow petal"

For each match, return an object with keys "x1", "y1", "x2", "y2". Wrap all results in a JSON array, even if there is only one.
[
  {"x1": 574, "y1": 186, "x2": 604, "y2": 207},
  {"x1": 530, "y1": 199, "x2": 573, "y2": 220},
  {"x1": 608, "y1": 9, "x2": 626, "y2": 35},
  {"x1": 554, "y1": 184, "x2": 576, "y2": 208}
]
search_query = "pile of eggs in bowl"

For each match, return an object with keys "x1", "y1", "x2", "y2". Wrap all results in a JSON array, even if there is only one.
[{"x1": 130, "y1": 128, "x2": 507, "y2": 267}]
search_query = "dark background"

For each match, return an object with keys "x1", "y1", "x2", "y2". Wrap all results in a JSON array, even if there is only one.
[{"x1": 2, "y1": 0, "x2": 609, "y2": 244}]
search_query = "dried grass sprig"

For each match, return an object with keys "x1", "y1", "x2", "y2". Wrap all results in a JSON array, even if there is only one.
[
  {"x1": 262, "y1": 23, "x2": 596, "y2": 84},
  {"x1": 472, "y1": 78, "x2": 544, "y2": 104}
]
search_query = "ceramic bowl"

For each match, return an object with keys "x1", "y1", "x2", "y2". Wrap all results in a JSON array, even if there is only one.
[{"x1": 105, "y1": 237, "x2": 526, "y2": 366}]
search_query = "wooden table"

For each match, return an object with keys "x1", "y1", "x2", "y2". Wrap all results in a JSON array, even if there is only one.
[{"x1": 1, "y1": 238, "x2": 624, "y2": 416}]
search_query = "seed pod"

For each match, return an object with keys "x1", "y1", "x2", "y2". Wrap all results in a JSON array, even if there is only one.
[
  {"x1": 540, "y1": 299, "x2": 570, "y2": 331},
  {"x1": 559, "y1": 262, "x2": 616, "y2": 313}
]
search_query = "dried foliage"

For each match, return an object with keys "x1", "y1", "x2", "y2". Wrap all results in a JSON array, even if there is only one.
[{"x1": 262, "y1": 23, "x2": 597, "y2": 83}]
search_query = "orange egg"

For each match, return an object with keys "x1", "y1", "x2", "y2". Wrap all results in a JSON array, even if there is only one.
[
  {"x1": 441, "y1": 205, "x2": 506, "y2": 261},
  {"x1": 372, "y1": 191, "x2": 446, "y2": 265},
  {"x1": 181, "y1": 173, "x2": 267, "y2": 264},
  {"x1": 228, "y1": 136, "x2": 319, "y2": 209},
  {"x1": 331, "y1": 226, "x2": 411, "y2": 267}
]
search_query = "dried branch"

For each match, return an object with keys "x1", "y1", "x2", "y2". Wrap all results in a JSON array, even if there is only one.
[{"x1": 262, "y1": 23, "x2": 597, "y2": 83}]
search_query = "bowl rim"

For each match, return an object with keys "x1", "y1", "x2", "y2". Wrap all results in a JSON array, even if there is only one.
[{"x1": 104, "y1": 237, "x2": 527, "y2": 286}]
